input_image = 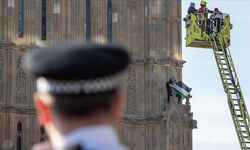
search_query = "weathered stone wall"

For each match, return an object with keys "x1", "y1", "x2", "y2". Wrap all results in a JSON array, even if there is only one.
[
  {"x1": 0, "y1": 0, "x2": 196, "y2": 150},
  {"x1": 0, "y1": 43, "x2": 38, "y2": 149}
]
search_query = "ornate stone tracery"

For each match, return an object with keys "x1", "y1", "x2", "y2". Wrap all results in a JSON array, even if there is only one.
[
  {"x1": 126, "y1": 126, "x2": 137, "y2": 150},
  {"x1": 169, "y1": 112, "x2": 181, "y2": 150},
  {"x1": 15, "y1": 55, "x2": 26, "y2": 105},
  {"x1": 126, "y1": 0, "x2": 136, "y2": 10},
  {"x1": 127, "y1": 67, "x2": 137, "y2": 115}
]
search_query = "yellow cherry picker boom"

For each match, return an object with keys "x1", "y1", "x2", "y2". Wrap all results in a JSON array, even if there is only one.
[{"x1": 184, "y1": 13, "x2": 250, "y2": 149}]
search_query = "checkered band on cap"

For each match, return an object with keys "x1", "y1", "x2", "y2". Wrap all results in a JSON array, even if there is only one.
[{"x1": 36, "y1": 75, "x2": 120, "y2": 95}]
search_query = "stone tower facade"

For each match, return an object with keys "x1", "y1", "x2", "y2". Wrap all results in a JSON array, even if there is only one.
[{"x1": 0, "y1": 0, "x2": 196, "y2": 150}]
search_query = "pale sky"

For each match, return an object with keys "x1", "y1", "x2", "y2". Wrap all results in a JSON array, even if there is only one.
[{"x1": 182, "y1": 0, "x2": 250, "y2": 150}]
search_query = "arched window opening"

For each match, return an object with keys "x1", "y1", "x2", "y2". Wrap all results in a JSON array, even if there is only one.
[
  {"x1": 17, "y1": 121, "x2": 22, "y2": 133},
  {"x1": 17, "y1": 0, "x2": 24, "y2": 38},
  {"x1": 16, "y1": 121, "x2": 22, "y2": 150},
  {"x1": 40, "y1": 126, "x2": 46, "y2": 142},
  {"x1": 41, "y1": 0, "x2": 47, "y2": 40},
  {"x1": 107, "y1": 0, "x2": 113, "y2": 43},
  {"x1": 17, "y1": 136, "x2": 22, "y2": 150},
  {"x1": 86, "y1": 0, "x2": 91, "y2": 40}
]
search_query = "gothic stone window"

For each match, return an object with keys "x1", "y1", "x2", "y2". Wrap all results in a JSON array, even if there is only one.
[
  {"x1": 86, "y1": 0, "x2": 91, "y2": 40},
  {"x1": 40, "y1": 126, "x2": 46, "y2": 142},
  {"x1": 107, "y1": 0, "x2": 112, "y2": 43},
  {"x1": 41, "y1": 0, "x2": 47, "y2": 40},
  {"x1": 169, "y1": 113, "x2": 181, "y2": 150},
  {"x1": 16, "y1": 121, "x2": 22, "y2": 150},
  {"x1": 18, "y1": 0, "x2": 24, "y2": 38},
  {"x1": 16, "y1": 56, "x2": 27, "y2": 105}
]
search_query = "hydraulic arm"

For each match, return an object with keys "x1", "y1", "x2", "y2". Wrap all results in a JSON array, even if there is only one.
[
  {"x1": 184, "y1": 13, "x2": 250, "y2": 149},
  {"x1": 211, "y1": 34, "x2": 250, "y2": 150}
]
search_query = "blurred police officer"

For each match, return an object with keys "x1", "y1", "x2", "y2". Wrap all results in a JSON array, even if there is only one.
[{"x1": 23, "y1": 43, "x2": 130, "y2": 150}]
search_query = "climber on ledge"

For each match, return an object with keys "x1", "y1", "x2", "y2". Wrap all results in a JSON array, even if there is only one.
[
  {"x1": 166, "y1": 77, "x2": 175, "y2": 103},
  {"x1": 166, "y1": 78, "x2": 192, "y2": 103}
]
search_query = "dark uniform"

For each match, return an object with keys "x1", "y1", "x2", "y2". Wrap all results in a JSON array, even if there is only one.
[
  {"x1": 187, "y1": 2, "x2": 197, "y2": 15},
  {"x1": 24, "y1": 43, "x2": 130, "y2": 150},
  {"x1": 166, "y1": 78, "x2": 175, "y2": 103},
  {"x1": 188, "y1": 6, "x2": 197, "y2": 14}
]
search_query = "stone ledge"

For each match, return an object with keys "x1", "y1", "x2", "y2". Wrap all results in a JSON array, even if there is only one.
[
  {"x1": 133, "y1": 57, "x2": 186, "y2": 67},
  {"x1": 0, "y1": 41, "x2": 37, "y2": 52},
  {"x1": 120, "y1": 116, "x2": 164, "y2": 124},
  {"x1": 0, "y1": 106, "x2": 36, "y2": 115}
]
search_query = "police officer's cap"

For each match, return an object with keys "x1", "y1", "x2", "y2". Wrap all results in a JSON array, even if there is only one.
[{"x1": 23, "y1": 43, "x2": 130, "y2": 95}]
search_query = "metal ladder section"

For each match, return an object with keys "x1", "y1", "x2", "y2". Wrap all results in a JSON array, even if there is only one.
[{"x1": 211, "y1": 35, "x2": 250, "y2": 150}]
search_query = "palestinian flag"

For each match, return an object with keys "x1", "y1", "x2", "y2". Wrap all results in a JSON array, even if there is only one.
[{"x1": 169, "y1": 81, "x2": 192, "y2": 100}]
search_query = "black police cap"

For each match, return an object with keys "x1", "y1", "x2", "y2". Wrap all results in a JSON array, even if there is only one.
[{"x1": 23, "y1": 43, "x2": 130, "y2": 95}]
